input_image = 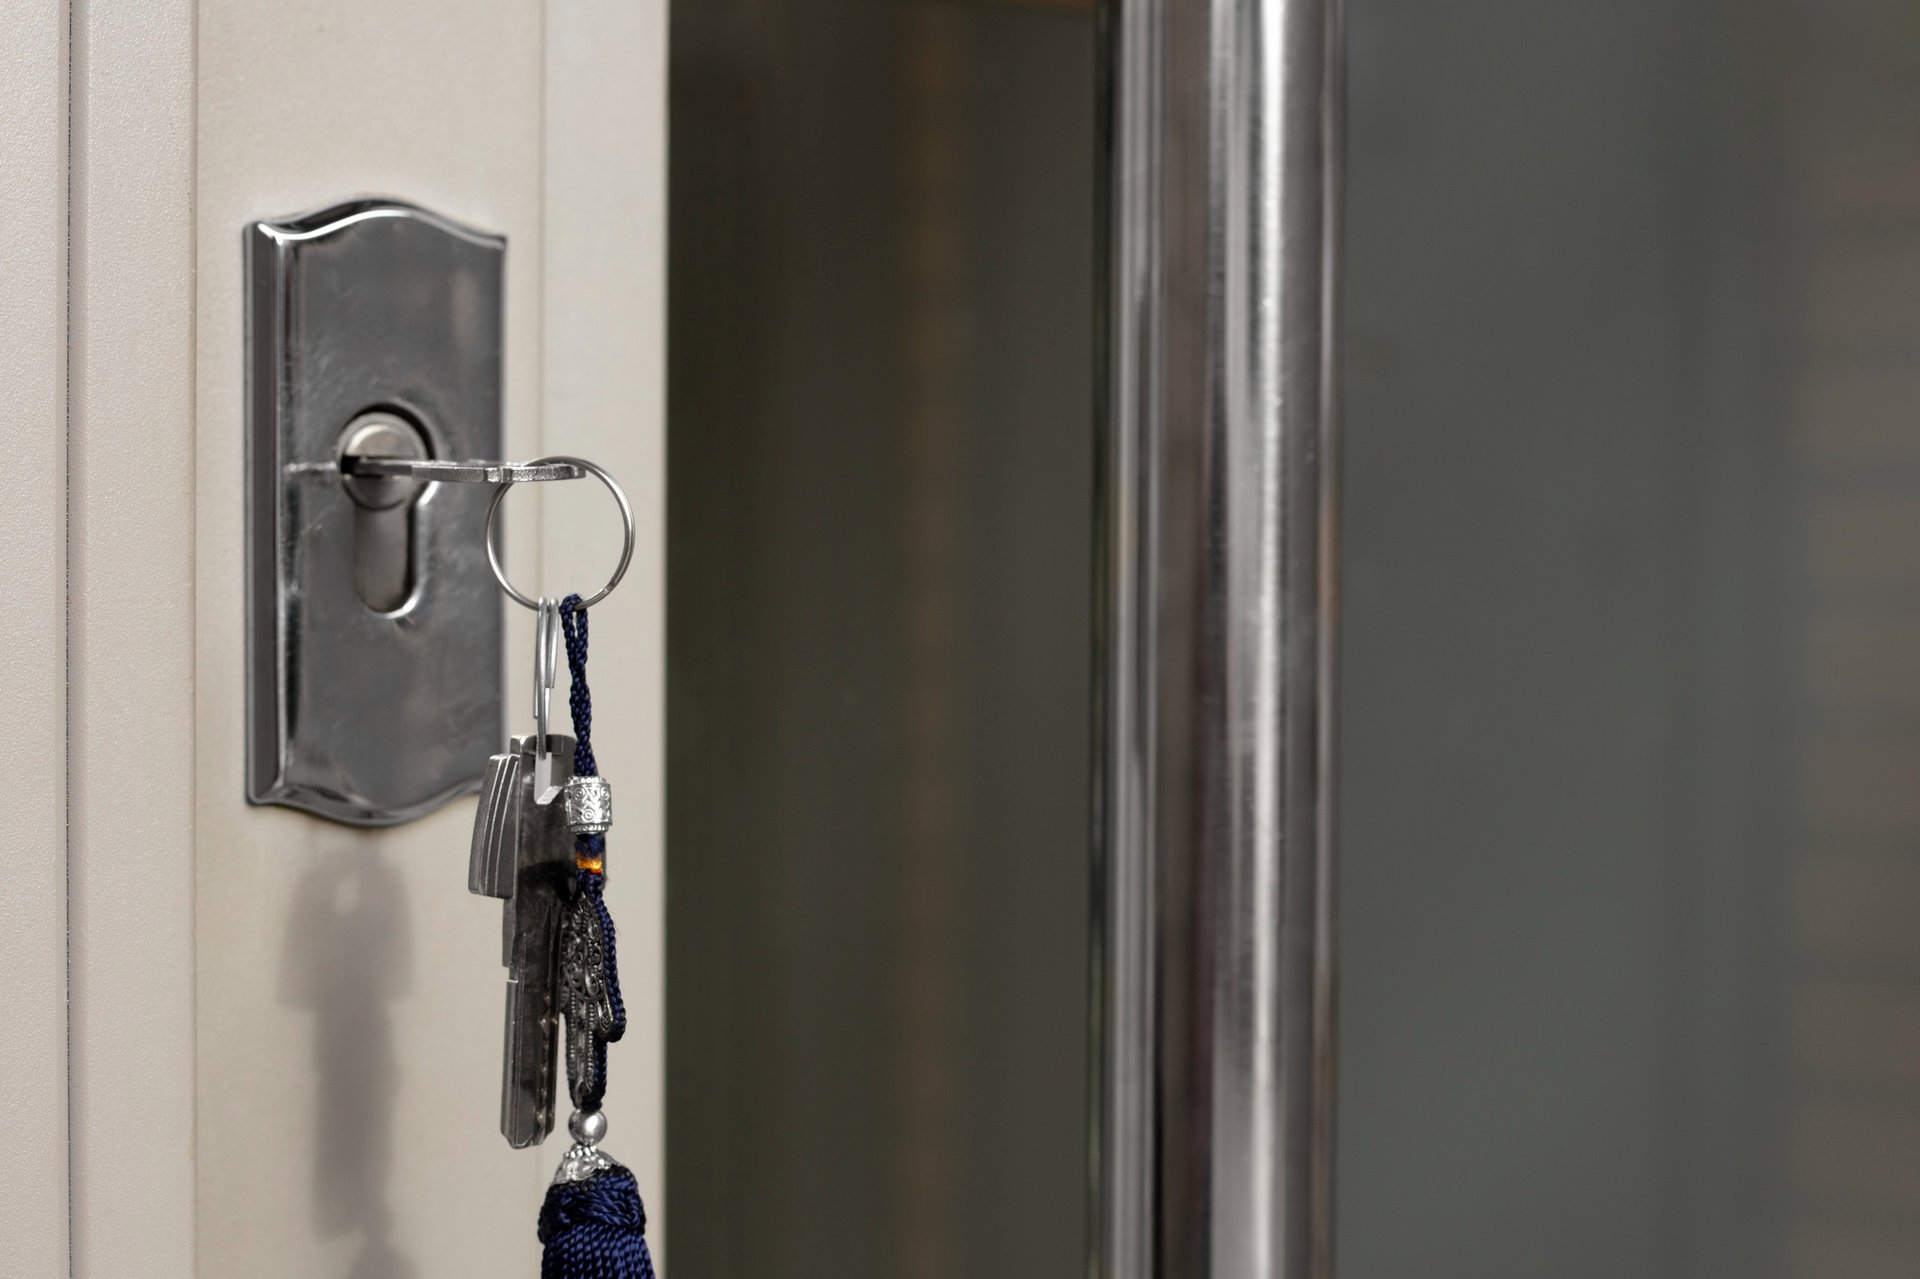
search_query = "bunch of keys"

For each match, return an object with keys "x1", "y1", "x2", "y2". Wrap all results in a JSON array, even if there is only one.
[
  {"x1": 464, "y1": 452, "x2": 635, "y2": 1166},
  {"x1": 469, "y1": 594, "x2": 620, "y2": 1153},
  {"x1": 456, "y1": 459, "x2": 652, "y2": 1273},
  {"x1": 462, "y1": 591, "x2": 618, "y2": 1152}
]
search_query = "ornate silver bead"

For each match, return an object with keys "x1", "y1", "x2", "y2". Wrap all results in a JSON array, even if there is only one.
[{"x1": 564, "y1": 775, "x2": 613, "y2": 834}]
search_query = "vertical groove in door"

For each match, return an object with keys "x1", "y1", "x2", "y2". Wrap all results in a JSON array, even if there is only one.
[
  {"x1": 65, "y1": 0, "x2": 200, "y2": 1272},
  {"x1": 541, "y1": 0, "x2": 670, "y2": 1259},
  {"x1": 65, "y1": 3, "x2": 75, "y2": 1274},
  {"x1": 897, "y1": 11, "x2": 967, "y2": 1277},
  {"x1": 0, "y1": 1, "x2": 73, "y2": 1274}
]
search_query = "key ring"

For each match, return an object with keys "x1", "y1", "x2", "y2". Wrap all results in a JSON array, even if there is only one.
[{"x1": 485, "y1": 455, "x2": 636, "y2": 610}]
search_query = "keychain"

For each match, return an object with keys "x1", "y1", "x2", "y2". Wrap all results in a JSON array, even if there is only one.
[
  {"x1": 538, "y1": 592, "x2": 652, "y2": 1277},
  {"x1": 468, "y1": 458, "x2": 655, "y2": 1277}
]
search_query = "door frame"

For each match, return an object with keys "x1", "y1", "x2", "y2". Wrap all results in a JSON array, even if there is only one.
[{"x1": 2, "y1": 3, "x2": 667, "y2": 1272}]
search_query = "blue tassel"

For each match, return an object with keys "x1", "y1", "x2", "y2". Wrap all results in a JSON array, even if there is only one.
[{"x1": 539, "y1": 1163, "x2": 655, "y2": 1279}]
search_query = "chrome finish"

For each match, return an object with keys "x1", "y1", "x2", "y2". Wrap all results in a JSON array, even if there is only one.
[
  {"x1": 337, "y1": 413, "x2": 430, "y2": 509},
  {"x1": 336, "y1": 412, "x2": 429, "y2": 612},
  {"x1": 1097, "y1": 0, "x2": 1342, "y2": 1276},
  {"x1": 563, "y1": 775, "x2": 612, "y2": 835},
  {"x1": 343, "y1": 456, "x2": 588, "y2": 484},
  {"x1": 485, "y1": 454, "x2": 637, "y2": 611},
  {"x1": 532, "y1": 599, "x2": 565, "y2": 804},
  {"x1": 552, "y1": 1141, "x2": 617, "y2": 1186},
  {"x1": 246, "y1": 199, "x2": 507, "y2": 825},
  {"x1": 468, "y1": 731, "x2": 578, "y2": 1148},
  {"x1": 568, "y1": 1107, "x2": 608, "y2": 1147}
]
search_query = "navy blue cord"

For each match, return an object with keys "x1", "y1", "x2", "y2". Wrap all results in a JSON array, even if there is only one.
[
  {"x1": 561, "y1": 597, "x2": 598, "y2": 779},
  {"x1": 560, "y1": 595, "x2": 627, "y2": 1114},
  {"x1": 541, "y1": 595, "x2": 655, "y2": 1277}
]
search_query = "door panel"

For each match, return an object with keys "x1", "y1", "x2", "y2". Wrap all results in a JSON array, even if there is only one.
[
  {"x1": 16, "y1": 2, "x2": 671, "y2": 1274},
  {"x1": 1339, "y1": 1, "x2": 1920, "y2": 1275},
  {"x1": 190, "y1": 2, "x2": 666, "y2": 1274},
  {"x1": 194, "y1": 7, "x2": 547, "y2": 1272},
  {"x1": 1, "y1": 3, "x2": 71, "y2": 1272}
]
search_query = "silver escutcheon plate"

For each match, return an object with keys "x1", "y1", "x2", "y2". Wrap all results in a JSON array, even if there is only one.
[{"x1": 246, "y1": 199, "x2": 506, "y2": 825}]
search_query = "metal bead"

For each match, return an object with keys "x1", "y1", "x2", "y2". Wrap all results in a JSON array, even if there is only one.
[
  {"x1": 569, "y1": 1108, "x2": 608, "y2": 1146},
  {"x1": 564, "y1": 775, "x2": 613, "y2": 834}
]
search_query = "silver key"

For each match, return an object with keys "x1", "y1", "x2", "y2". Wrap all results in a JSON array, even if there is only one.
[
  {"x1": 468, "y1": 749, "x2": 523, "y2": 898},
  {"x1": 469, "y1": 732, "x2": 576, "y2": 1148}
]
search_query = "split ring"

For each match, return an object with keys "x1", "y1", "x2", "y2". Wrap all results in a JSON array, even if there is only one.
[{"x1": 485, "y1": 455, "x2": 636, "y2": 611}]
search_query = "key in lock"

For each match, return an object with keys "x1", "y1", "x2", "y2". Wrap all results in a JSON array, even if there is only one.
[{"x1": 337, "y1": 411, "x2": 430, "y2": 612}]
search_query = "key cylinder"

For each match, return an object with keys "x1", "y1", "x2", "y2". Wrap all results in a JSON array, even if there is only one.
[{"x1": 338, "y1": 411, "x2": 430, "y2": 611}]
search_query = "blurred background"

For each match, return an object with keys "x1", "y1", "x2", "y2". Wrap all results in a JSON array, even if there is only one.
[
  {"x1": 668, "y1": 4, "x2": 1094, "y2": 1277},
  {"x1": 1340, "y1": 1, "x2": 1920, "y2": 1275},
  {"x1": 667, "y1": 0, "x2": 1920, "y2": 1276}
]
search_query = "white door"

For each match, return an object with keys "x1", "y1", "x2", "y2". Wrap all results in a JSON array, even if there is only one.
[{"x1": 1, "y1": 4, "x2": 666, "y2": 1274}]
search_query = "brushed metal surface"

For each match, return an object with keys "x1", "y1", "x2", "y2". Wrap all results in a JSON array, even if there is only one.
[
  {"x1": 246, "y1": 199, "x2": 507, "y2": 825},
  {"x1": 1098, "y1": 0, "x2": 1342, "y2": 1275}
]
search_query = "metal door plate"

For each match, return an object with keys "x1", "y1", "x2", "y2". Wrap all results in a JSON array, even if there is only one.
[{"x1": 247, "y1": 199, "x2": 506, "y2": 825}]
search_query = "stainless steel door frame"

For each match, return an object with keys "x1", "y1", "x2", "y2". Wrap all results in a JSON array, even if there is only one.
[{"x1": 1097, "y1": 0, "x2": 1342, "y2": 1275}]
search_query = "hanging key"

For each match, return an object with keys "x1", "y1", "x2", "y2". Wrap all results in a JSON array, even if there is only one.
[
  {"x1": 469, "y1": 731, "x2": 577, "y2": 1147},
  {"x1": 468, "y1": 748, "x2": 524, "y2": 898},
  {"x1": 468, "y1": 596, "x2": 578, "y2": 1147}
]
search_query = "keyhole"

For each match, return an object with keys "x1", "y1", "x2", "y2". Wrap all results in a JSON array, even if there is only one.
[{"x1": 337, "y1": 412, "x2": 430, "y2": 612}]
